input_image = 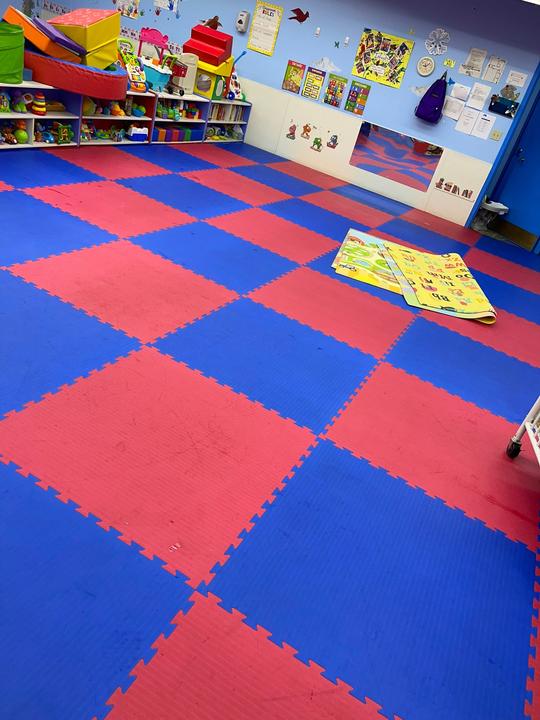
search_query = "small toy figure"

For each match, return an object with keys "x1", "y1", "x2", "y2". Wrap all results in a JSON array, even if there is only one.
[
  {"x1": 0, "y1": 91, "x2": 10, "y2": 112},
  {"x1": 82, "y1": 97, "x2": 97, "y2": 115},
  {"x1": 301, "y1": 123, "x2": 312, "y2": 139},
  {"x1": 327, "y1": 134, "x2": 338, "y2": 149},
  {"x1": 286, "y1": 123, "x2": 297, "y2": 140},
  {"x1": 2, "y1": 127, "x2": 17, "y2": 144},
  {"x1": 46, "y1": 100, "x2": 66, "y2": 113},
  {"x1": 311, "y1": 137, "x2": 323, "y2": 152},
  {"x1": 109, "y1": 126, "x2": 126, "y2": 142},
  {"x1": 80, "y1": 123, "x2": 92, "y2": 142},
  {"x1": 32, "y1": 92, "x2": 47, "y2": 116},
  {"x1": 110, "y1": 101, "x2": 125, "y2": 116},
  {"x1": 11, "y1": 92, "x2": 27, "y2": 113}
]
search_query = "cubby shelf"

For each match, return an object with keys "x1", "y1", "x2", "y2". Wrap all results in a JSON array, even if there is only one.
[{"x1": 0, "y1": 79, "x2": 251, "y2": 149}]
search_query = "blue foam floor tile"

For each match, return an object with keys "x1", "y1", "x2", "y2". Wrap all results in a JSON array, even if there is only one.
[
  {"x1": 470, "y1": 270, "x2": 540, "y2": 324},
  {"x1": 117, "y1": 144, "x2": 218, "y2": 172},
  {"x1": 232, "y1": 164, "x2": 320, "y2": 196},
  {"x1": 308, "y1": 251, "x2": 420, "y2": 313},
  {"x1": 476, "y1": 237, "x2": 540, "y2": 271},
  {"x1": 119, "y1": 174, "x2": 248, "y2": 219},
  {"x1": 0, "y1": 149, "x2": 101, "y2": 188},
  {"x1": 155, "y1": 298, "x2": 374, "y2": 431},
  {"x1": 216, "y1": 142, "x2": 284, "y2": 164},
  {"x1": 0, "y1": 270, "x2": 139, "y2": 417},
  {"x1": 0, "y1": 191, "x2": 113, "y2": 266},
  {"x1": 333, "y1": 184, "x2": 412, "y2": 216},
  {"x1": 377, "y1": 217, "x2": 469, "y2": 254},
  {"x1": 207, "y1": 439, "x2": 535, "y2": 720},
  {"x1": 0, "y1": 461, "x2": 193, "y2": 720},
  {"x1": 132, "y1": 222, "x2": 296, "y2": 294},
  {"x1": 265, "y1": 198, "x2": 368, "y2": 241},
  {"x1": 386, "y1": 317, "x2": 540, "y2": 422}
]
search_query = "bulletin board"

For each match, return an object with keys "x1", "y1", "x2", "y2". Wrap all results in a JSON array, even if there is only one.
[{"x1": 352, "y1": 28, "x2": 414, "y2": 89}]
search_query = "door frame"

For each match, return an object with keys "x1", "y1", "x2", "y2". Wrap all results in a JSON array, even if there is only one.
[{"x1": 467, "y1": 59, "x2": 540, "y2": 252}]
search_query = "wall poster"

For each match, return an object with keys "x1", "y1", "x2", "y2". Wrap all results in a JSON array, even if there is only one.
[
  {"x1": 282, "y1": 59, "x2": 306, "y2": 94},
  {"x1": 247, "y1": 1, "x2": 283, "y2": 56},
  {"x1": 352, "y1": 28, "x2": 414, "y2": 89},
  {"x1": 344, "y1": 80, "x2": 371, "y2": 115},
  {"x1": 302, "y1": 66, "x2": 326, "y2": 100},
  {"x1": 323, "y1": 73, "x2": 348, "y2": 108}
]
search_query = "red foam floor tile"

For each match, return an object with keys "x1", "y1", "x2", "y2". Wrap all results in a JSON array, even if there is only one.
[
  {"x1": 172, "y1": 144, "x2": 256, "y2": 168},
  {"x1": 181, "y1": 168, "x2": 290, "y2": 206},
  {"x1": 208, "y1": 208, "x2": 339, "y2": 264},
  {"x1": 44, "y1": 146, "x2": 170, "y2": 181},
  {"x1": 0, "y1": 181, "x2": 12, "y2": 191},
  {"x1": 327, "y1": 363, "x2": 540, "y2": 549},
  {"x1": 381, "y1": 170, "x2": 427, "y2": 193},
  {"x1": 106, "y1": 592, "x2": 384, "y2": 720},
  {"x1": 0, "y1": 348, "x2": 314, "y2": 586},
  {"x1": 466, "y1": 247, "x2": 540, "y2": 295},
  {"x1": 421, "y1": 308, "x2": 540, "y2": 368},
  {"x1": 26, "y1": 181, "x2": 193, "y2": 237},
  {"x1": 402, "y1": 208, "x2": 480, "y2": 246},
  {"x1": 303, "y1": 190, "x2": 394, "y2": 228},
  {"x1": 267, "y1": 160, "x2": 346, "y2": 190},
  {"x1": 526, "y1": 602, "x2": 540, "y2": 720},
  {"x1": 250, "y1": 267, "x2": 413, "y2": 358},
  {"x1": 10, "y1": 240, "x2": 236, "y2": 343}
]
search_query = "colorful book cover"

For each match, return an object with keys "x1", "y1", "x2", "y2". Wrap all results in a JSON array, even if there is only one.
[{"x1": 332, "y1": 229, "x2": 402, "y2": 294}]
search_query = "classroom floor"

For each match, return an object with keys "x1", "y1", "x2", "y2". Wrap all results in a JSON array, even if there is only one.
[
  {"x1": 1, "y1": 142, "x2": 540, "y2": 720},
  {"x1": 350, "y1": 125, "x2": 441, "y2": 191}
]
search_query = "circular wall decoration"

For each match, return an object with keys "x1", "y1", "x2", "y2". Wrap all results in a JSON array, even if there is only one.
[{"x1": 417, "y1": 56, "x2": 435, "y2": 77}]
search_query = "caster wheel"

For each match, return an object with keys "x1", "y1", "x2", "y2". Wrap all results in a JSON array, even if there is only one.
[{"x1": 506, "y1": 440, "x2": 521, "y2": 459}]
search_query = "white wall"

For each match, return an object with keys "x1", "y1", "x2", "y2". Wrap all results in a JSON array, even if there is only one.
[{"x1": 243, "y1": 77, "x2": 491, "y2": 226}]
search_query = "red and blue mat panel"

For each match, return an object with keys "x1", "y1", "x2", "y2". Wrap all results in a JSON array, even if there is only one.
[{"x1": 1, "y1": 142, "x2": 540, "y2": 720}]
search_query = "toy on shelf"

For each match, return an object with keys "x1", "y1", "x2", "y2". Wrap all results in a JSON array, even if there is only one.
[
  {"x1": 13, "y1": 119, "x2": 28, "y2": 144},
  {"x1": 1, "y1": 125, "x2": 18, "y2": 144},
  {"x1": 110, "y1": 101, "x2": 125, "y2": 116},
  {"x1": 138, "y1": 27, "x2": 169, "y2": 63},
  {"x1": 82, "y1": 96, "x2": 97, "y2": 115},
  {"x1": 34, "y1": 121, "x2": 54, "y2": 143},
  {"x1": 138, "y1": 28, "x2": 171, "y2": 92},
  {"x1": 109, "y1": 126, "x2": 125, "y2": 142},
  {"x1": 50, "y1": 9, "x2": 120, "y2": 70},
  {"x1": 4, "y1": 6, "x2": 83, "y2": 63},
  {"x1": 163, "y1": 52, "x2": 198, "y2": 96},
  {"x1": 32, "y1": 92, "x2": 47, "y2": 116},
  {"x1": 46, "y1": 100, "x2": 66, "y2": 113},
  {"x1": 0, "y1": 91, "x2": 11, "y2": 112},
  {"x1": 11, "y1": 91, "x2": 27, "y2": 113},
  {"x1": 126, "y1": 124, "x2": 148, "y2": 141},
  {"x1": 117, "y1": 38, "x2": 148, "y2": 93},
  {"x1": 80, "y1": 122, "x2": 93, "y2": 141},
  {"x1": 226, "y1": 50, "x2": 247, "y2": 101},
  {"x1": 52, "y1": 121, "x2": 74, "y2": 144}
]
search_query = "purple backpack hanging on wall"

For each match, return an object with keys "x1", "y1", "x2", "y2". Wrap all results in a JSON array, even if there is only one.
[{"x1": 415, "y1": 71, "x2": 448, "y2": 123}]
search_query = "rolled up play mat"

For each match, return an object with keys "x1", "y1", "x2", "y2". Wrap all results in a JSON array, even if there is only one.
[{"x1": 0, "y1": 21, "x2": 24, "y2": 84}]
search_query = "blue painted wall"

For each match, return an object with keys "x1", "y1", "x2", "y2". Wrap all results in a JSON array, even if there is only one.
[{"x1": 3, "y1": 0, "x2": 540, "y2": 164}]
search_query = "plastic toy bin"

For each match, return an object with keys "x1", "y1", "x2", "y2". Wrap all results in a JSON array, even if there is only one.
[{"x1": 0, "y1": 23, "x2": 24, "y2": 84}]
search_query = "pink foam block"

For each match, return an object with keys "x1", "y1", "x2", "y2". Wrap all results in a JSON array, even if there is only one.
[
  {"x1": 181, "y1": 169, "x2": 290, "y2": 206},
  {"x1": 208, "y1": 208, "x2": 339, "y2": 264},
  {"x1": 172, "y1": 144, "x2": 256, "y2": 168},
  {"x1": 402, "y1": 208, "x2": 480, "y2": 246},
  {"x1": 466, "y1": 247, "x2": 540, "y2": 295},
  {"x1": 44, "y1": 147, "x2": 170, "y2": 181},
  {"x1": 421, "y1": 308, "x2": 540, "y2": 368},
  {"x1": 0, "y1": 181, "x2": 12, "y2": 192},
  {"x1": 250, "y1": 267, "x2": 413, "y2": 358},
  {"x1": 105, "y1": 591, "x2": 383, "y2": 720},
  {"x1": 267, "y1": 160, "x2": 346, "y2": 189},
  {"x1": 0, "y1": 348, "x2": 314, "y2": 585},
  {"x1": 327, "y1": 363, "x2": 540, "y2": 549},
  {"x1": 303, "y1": 190, "x2": 394, "y2": 228},
  {"x1": 10, "y1": 240, "x2": 237, "y2": 343},
  {"x1": 26, "y1": 181, "x2": 193, "y2": 238}
]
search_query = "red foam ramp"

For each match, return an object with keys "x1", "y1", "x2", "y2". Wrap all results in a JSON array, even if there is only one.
[
  {"x1": 192, "y1": 24, "x2": 232, "y2": 56},
  {"x1": 183, "y1": 38, "x2": 228, "y2": 67}
]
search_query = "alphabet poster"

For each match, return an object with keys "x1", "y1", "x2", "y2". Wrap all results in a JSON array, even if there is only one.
[{"x1": 352, "y1": 28, "x2": 414, "y2": 89}]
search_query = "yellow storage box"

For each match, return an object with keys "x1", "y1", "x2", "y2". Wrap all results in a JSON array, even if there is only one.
[
  {"x1": 50, "y1": 9, "x2": 120, "y2": 69},
  {"x1": 194, "y1": 56, "x2": 233, "y2": 100}
]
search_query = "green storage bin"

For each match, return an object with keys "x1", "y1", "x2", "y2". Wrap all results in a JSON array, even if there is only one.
[{"x1": 0, "y1": 23, "x2": 24, "y2": 84}]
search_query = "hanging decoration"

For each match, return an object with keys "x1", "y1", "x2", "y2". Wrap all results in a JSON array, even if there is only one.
[{"x1": 425, "y1": 28, "x2": 449, "y2": 56}]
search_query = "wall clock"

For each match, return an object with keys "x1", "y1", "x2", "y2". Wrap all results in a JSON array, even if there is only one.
[{"x1": 417, "y1": 56, "x2": 435, "y2": 77}]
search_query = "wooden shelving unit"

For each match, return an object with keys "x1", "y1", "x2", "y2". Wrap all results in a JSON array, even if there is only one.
[{"x1": 0, "y1": 79, "x2": 251, "y2": 150}]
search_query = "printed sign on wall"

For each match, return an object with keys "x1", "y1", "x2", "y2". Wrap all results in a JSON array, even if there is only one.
[
  {"x1": 344, "y1": 80, "x2": 371, "y2": 115},
  {"x1": 302, "y1": 67, "x2": 326, "y2": 101},
  {"x1": 352, "y1": 28, "x2": 414, "y2": 89},
  {"x1": 323, "y1": 73, "x2": 348, "y2": 108},
  {"x1": 282, "y1": 59, "x2": 306, "y2": 94}
]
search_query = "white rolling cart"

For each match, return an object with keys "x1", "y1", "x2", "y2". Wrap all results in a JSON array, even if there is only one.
[{"x1": 506, "y1": 395, "x2": 540, "y2": 467}]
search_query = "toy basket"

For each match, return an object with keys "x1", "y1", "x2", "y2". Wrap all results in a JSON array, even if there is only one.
[{"x1": 0, "y1": 22, "x2": 24, "y2": 84}]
